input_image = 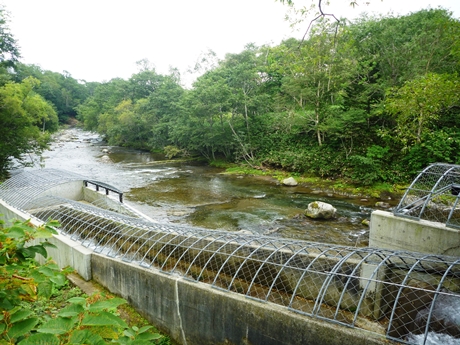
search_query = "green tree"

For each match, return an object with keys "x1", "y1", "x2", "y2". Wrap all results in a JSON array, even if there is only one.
[
  {"x1": 275, "y1": 22, "x2": 356, "y2": 147},
  {"x1": 128, "y1": 64, "x2": 165, "y2": 101},
  {"x1": 144, "y1": 74, "x2": 184, "y2": 150},
  {"x1": 178, "y1": 68, "x2": 234, "y2": 159},
  {"x1": 219, "y1": 44, "x2": 271, "y2": 164},
  {"x1": 0, "y1": 77, "x2": 58, "y2": 174},
  {"x1": 347, "y1": 9, "x2": 460, "y2": 90},
  {"x1": 385, "y1": 73, "x2": 460, "y2": 148},
  {"x1": 77, "y1": 78, "x2": 129, "y2": 132},
  {"x1": 14, "y1": 65, "x2": 89, "y2": 123},
  {"x1": 0, "y1": 6, "x2": 20, "y2": 85}
]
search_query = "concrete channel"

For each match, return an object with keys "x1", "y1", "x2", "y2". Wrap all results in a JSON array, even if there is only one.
[{"x1": 1, "y1": 168, "x2": 460, "y2": 345}]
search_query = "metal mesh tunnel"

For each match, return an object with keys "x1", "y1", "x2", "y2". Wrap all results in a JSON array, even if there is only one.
[
  {"x1": 0, "y1": 168, "x2": 140, "y2": 218},
  {"x1": 0, "y1": 168, "x2": 85, "y2": 209},
  {"x1": 1, "y1": 169, "x2": 460, "y2": 345},
  {"x1": 393, "y1": 163, "x2": 460, "y2": 229}
]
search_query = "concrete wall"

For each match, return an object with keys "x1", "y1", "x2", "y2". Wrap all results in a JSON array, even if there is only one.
[
  {"x1": 38, "y1": 180, "x2": 84, "y2": 202},
  {"x1": 92, "y1": 254, "x2": 388, "y2": 345},
  {"x1": 0, "y1": 199, "x2": 390, "y2": 345},
  {"x1": 0, "y1": 199, "x2": 31, "y2": 225},
  {"x1": 0, "y1": 199, "x2": 93, "y2": 280},
  {"x1": 369, "y1": 210, "x2": 460, "y2": 256}
]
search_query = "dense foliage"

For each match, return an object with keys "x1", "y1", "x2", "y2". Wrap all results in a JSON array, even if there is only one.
[
  {"x1": 0, "y1": 7, "x2": 61, "y2": 175},
  {"x1": 0, "y1": 219, "x2": 165, "y2": 344},
  {"x1": 2, "y1": 6, "x2": 459, "y2": 185},
  {"x1": 74, "y1": 8, "x2": 460, "y2": 185}
]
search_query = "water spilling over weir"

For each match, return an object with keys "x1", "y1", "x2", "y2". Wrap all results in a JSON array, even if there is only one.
[{"x1": 1, "y1": 168, "x2": 460, "y2": 345}]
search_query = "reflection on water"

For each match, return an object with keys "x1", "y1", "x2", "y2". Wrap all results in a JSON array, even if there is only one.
[
  {"x1": 126, "y1": 161, "x2": 377, "y2": 246},
  {"x1": 38, "y1": 128, "x2": 389, "y2": 247}
]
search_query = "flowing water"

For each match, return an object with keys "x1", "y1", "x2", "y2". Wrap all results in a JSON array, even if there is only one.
[{"x1": 32, "y1": 128, "x2": 397, "y2": 247}]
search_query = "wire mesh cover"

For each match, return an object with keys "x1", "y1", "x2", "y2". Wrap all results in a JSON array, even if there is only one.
[
  {"x1": 0, "y1": 168, "x2": 134, "y2": 216},
  {"x1": 26, "y1": 197, "x2": 460, "y2": 345},
  {"x1": 2, "y1": 169, "x2": 460, "y2": 345},
  {"x1": 0, "y1": 168, "x2": 85, "y2": 209},
  {"x1": 393, "y1": 163, "x2": 460, "y2": 229}
]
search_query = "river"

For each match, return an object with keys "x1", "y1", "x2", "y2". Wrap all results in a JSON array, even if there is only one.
[{"x1": 30, "y1": 128, "x2": 397, "y2": 247}]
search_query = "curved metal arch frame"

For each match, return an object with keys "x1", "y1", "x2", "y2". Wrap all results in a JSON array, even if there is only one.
[
  {"x1": 3, "y1": 169, "x2": 460, "y2": 345},
  {"x1": 394, "y1": 163, "x2": 460, "y2": 229},
  {"x1": 33, "y1": 196, "x2": 460, "y2": 345},
  {"x1": 0, "y1": 169, "x2": 85, "y2": 210}
]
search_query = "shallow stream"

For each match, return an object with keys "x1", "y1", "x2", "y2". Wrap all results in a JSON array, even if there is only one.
[{"x1": 34, "y1": 128, "x2": 398, "y2": 246}]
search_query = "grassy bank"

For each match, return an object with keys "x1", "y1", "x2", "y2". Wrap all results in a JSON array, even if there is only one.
[{"x1": 210, "y1": 160, "x2": 407, "y2": 200}]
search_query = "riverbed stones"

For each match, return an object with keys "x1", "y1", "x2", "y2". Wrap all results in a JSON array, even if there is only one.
[
  {"x1": 100, "y1": 155, "x2": 111, "y2": 163},
  {"x1": 282, "y1": 177, "x2": 298, "y2": 186},
  {"x1": 375, "y1": 201, "x2": 391, "y2": 208},
  {"x1": 305, "y1": 201, "x2": 336, "y2": 219},
  {"x1": 361, "y1": 219, "x2": 370, "y2": 227}
]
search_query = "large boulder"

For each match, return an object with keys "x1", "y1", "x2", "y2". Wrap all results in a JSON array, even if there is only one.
[
  {"x1": 282, "y1": 177, "x2": 298, "y2": 186},
  {"x1": 305, "y1": 201, "x2": 337, "y2": 219}
]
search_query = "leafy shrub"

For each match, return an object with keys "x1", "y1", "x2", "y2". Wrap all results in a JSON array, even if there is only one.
[
  {"x1": 163, "y1": 145, "x2": 182, "y2": 159},
  {"x1": 347, "y1": 145, "x2": 392, "y2": 185},
  {"x1": 0, "y1": 219, "x2": 164, "y2": 344}
]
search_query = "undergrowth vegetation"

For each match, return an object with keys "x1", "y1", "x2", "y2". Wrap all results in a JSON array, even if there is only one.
[{"x1": 0, "y1": 219, "x2": 169, "y2": 345}]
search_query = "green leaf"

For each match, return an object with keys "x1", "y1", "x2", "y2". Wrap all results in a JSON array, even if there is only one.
[
  {"x1": 123, "y1": 328, "x2": 136, "y2": 337},
  {"x1": 37, "y1": 266, "x2": 55, "y2": 277},
  {"x1": 44, "y1": 221, "x2": 60, "y2": 233},
  {"x1": 41, "y1": 242, "x2": 57, "y2": 249},
  {"x1": 7, "y1": 226, "x2": 26, "y2": 239},
  {"x1": 67, "y1": 297, "x2": 87, "y2": 305},
  {"x1": 50, "y1": 273, "x2": 66, "y2": 287},
  {"x1": 7, "y1": 317, "x2": 38, "y2": 339},
  {"x1": 136, "y1": 332, "x2": 163, "y2": 341},
  {"x1": 82, "y1": 311, "x2": 128, "y2": 328},
  {"x1": 19, "y1": 246, "x2": 46, "y2": 259},
  {"x1": 37, "y1": 317, "x2": 76, "y2": 334},
  {"x1": 34, "y1": 229, "x2": 55, "y2": 239},
  {"x1": 126, "y1": 339, "x2": 159, "y2": 345},
  {"x1": 137, "y1": 326, "x2": 153, "y2": 333},
  {"x1": 38, "y1": 281, "x2": 53, "y2": 299},
  {"x1": 10, "y1": 309, "x2": 34, "y2": 323},
  {"x1": 27, "y1": 245, "x2": 48, "y2": 258},
  {"x1": 18, "y1": 333, "x2": 60, "y2": 345},
  {"x1": 57, "y1": 303, "x2": 84, "y2": 318},
  {"x1": 117, "y1": 335, "x2": 131, "y2": 344},
  {"x1": 69, "y1": 329, "x2": 105, "y2": 345},
  {"x1": 88, "y1": 298, "x2": 126, "y2": 312}
]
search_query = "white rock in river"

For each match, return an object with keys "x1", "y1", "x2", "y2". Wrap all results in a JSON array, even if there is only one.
[
  {"x1": 282, "y1": 177, "x2": 298, "y2": 186},
  {"x1": 305, "y1": 201, "x2": 337, "y2": 219}
]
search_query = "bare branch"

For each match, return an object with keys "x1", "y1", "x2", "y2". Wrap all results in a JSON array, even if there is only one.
[{"x1": 300, "y1": 0, "x2": 341, "y2": 45}]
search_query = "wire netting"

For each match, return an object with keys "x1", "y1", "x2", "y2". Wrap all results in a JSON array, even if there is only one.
[
  {"x1": 2, "y1": 168, "x2": 460, "y2": 345},
  {"x1": 394, "y1": 163, "x2": 460, "y2": 229}
]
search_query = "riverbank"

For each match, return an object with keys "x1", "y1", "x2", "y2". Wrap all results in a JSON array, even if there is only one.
[
  {"x1": 1, "y1": 126, "x2": 398, "y2": 246},
  {"x1": 210, "y1": 160, "x2": 406, "y2": 202},
  {"x1": 46, "y1": 124, "x2": 405, "y2": 203}
]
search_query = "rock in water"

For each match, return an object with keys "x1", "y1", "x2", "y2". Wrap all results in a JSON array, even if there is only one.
[
  {"x1": 375, "y1": 201, "x2": 391, "y2": 208},
  {"x1": 282, "y1": 177, "x2": 298, "y2": 186},
  {"x1": 305, "y1": 201, "x2": 337, "y2": 219}
]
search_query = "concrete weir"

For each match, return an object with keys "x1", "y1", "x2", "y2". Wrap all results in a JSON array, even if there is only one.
[
  {"x1": 92, "y1": 254, "x2": 385, "y2": 345},
  {"x1": 1, "y1": 168, "x2": 460, "y2": 345}
]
